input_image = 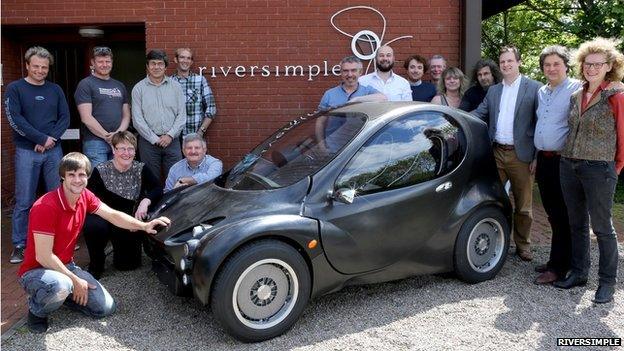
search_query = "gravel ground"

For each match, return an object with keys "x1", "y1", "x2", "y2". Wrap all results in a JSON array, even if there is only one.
[{"x1": 2, "y1": 246, "x2": 623, "y2": 351}]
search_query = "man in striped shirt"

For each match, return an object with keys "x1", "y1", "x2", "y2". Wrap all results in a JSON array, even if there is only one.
[{"x1": 171, "y1": 48, "x2": 217, "y2": 136}]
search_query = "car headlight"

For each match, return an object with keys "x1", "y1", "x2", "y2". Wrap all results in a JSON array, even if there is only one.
[
  {"x1": 183, "y1": 239, "x2": 200, "y2": 257},
  {"x1": 192, "y1": 224, "x2": 212, "y2": 237}
]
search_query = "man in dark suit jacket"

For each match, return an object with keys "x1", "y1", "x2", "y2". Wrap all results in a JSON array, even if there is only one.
[{"x1": 472, "y1": 46, "x2": 542, "y2": 262}]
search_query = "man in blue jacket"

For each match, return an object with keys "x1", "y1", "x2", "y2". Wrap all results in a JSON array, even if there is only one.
[{"x1": 4, "y1": 46, "x2": 70, "y2": 264}]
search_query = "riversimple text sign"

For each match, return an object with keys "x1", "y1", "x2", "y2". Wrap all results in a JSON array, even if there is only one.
[{"x1": 196, "y1": 6, "x2": 413, "y2": 81}]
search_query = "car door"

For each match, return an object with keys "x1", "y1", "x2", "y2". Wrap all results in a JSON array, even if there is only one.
[{"x1": 319, "y1": 111, "x2": 466, "y2": 274}]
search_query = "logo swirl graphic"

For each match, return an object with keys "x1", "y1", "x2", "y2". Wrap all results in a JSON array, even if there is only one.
[{"x1": 331, "y1": 6, "x2": 414, "y2": 73}]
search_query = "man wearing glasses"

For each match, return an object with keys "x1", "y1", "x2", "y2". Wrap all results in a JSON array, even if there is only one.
[
  {"x1": 75, "y1": 46, "x2": 131, "y2": 168},
  {"x1": 132, "y1": 49, "x2": 186, "y2": 182},
  {"x1": 171, "y1": 48, "x2": 217, "y2": 136}
]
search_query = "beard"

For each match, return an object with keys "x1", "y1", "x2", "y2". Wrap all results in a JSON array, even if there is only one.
[{"x1": 376, "y1": 60, "x2": 394, "y2": 72}]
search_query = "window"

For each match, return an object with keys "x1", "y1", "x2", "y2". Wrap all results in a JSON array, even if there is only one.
[
  {"x1": 221, "y1": 112, "x2": 366, "y2": 190},
  {"x1": 335, "y1": 111, "x2": 464, "y2": 196}
]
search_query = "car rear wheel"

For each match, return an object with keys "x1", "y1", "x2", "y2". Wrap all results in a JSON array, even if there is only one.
[
  {"x1": 454, "y1": 207, "x2": 510, "y2": 283},
  {"x1": 211, "y1": 240, "x2": 311, "y2": 342}
]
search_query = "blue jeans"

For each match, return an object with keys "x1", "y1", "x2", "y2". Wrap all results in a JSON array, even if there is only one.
[
  {"x1": 19, "y1": 263, "x2": 116, "y2": 318},
  {"x1": 12, "y1": 146, "x2": 62, "y2": 247},
  {"x1": 82, "y1": 139, "x2": 112, "y2": 169},
  {"x1": 560, "y1": 158, "x2": 619, "y2": 287}
]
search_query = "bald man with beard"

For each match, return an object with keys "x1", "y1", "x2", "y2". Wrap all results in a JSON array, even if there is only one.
[{"x1": 359, "y1": 46, "x2": 412, "y2": 101}]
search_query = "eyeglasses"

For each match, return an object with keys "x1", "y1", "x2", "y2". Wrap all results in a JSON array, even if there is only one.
[
  {"x1": 582, "y1": 61, "x2": 608, "y2": 70},
  {"x1": 115, "y1": 146, "x2": 135, "y2": 154}
]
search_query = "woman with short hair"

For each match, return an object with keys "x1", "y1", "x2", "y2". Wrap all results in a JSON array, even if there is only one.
[
  {"x1": 554, "y1": 37, "x2": 624, "y2": 304},
  {"x1": 83, "y1": 131, "x2": 162, "y2": 278}
]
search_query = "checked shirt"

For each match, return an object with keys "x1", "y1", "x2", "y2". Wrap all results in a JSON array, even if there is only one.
[{"x1": 171, "y1": 72, "x2": 217, "y2": 135}]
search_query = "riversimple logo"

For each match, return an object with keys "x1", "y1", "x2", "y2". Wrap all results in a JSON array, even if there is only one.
[
  {"x1": 197, "y1": 6, "x2": 412, "y2": 81},
  {"x1": 331, "y1": 6, "x2": 413, "y2": 74}
]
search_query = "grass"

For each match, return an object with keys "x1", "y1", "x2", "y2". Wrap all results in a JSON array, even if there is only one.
[
  {"x1": 614, "y1": 181, "x2": 624, "y2": 225},
  {"x1": 615, "y1": 180, "x2": 624, "y2": 204}
]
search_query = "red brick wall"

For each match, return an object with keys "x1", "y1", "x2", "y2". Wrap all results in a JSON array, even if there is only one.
[
  {"x1": 1, "y1": 0, "x2": 460, "y2": 203},
  {"x1": 1, "y1": 38, "x2": 23, "y2": 204}
]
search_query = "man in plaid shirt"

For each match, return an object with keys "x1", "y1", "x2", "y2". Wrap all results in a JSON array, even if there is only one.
[{"x1": 172, "y1": 48, "x2": 217, "y2": 136}]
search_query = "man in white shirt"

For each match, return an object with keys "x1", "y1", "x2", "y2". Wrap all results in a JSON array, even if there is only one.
[
  {"x1": 471, "y1": 46, "x2": 542, "y2": 262},
  {"x1": 359, "y1": 45, "x2": 412, "y2": 101}
]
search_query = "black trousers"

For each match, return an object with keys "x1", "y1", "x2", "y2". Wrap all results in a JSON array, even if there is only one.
[
  {"x1": 535, "y1": 152, "x2": 571, "y2": 276},
  {"x1": 560, "y1": 157, "x2": 619, "y2": 286},
  {"x1": 83, "y1": 214, "x2": 143, "y2": 274}
]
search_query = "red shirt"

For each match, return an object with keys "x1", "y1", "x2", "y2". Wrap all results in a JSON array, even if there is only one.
[
  {"x1": 581, "y1": 81, "x2": 624, "y2": 174},
  {"x1": 18, "y1": 187, "x2": 101, "y2": 276}
]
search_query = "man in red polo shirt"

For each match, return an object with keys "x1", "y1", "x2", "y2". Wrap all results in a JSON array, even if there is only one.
[{"x1": 18, "y1": 152, "x2": 170, "y2": 333}]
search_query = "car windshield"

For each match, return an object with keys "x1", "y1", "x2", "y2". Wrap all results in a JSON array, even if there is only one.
[{"x1": 221, "y1": 112, "x2": 367, "y2": 190}]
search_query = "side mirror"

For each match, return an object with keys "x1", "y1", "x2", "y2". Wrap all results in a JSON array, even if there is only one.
[{"x1": 332, "y1": 188, "x2": 356, "y2": 204}]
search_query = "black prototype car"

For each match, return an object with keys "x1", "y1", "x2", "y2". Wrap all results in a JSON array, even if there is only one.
[{"x1": 145, "y1": 102, "x2": 512, "y2": 342}]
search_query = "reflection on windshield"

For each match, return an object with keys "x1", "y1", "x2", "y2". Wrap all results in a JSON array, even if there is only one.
[
  {"x1": 223, "y1": 112, "x2": 367, "y2": 190},
  {"x1": 335, "y1": 112, "x2": 463, "y2": 195}
]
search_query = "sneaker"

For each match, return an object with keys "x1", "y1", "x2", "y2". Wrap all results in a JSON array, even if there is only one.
[
  {"x1": 27, "y1": 311, "x2": 49, "y2": 334},
  {"x1": 9, "y1": 246, "x2": 25, "y2": 264}
]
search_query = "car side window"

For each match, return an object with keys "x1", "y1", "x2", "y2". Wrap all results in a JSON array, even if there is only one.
[{"x1": 335, "y1": 111, "x2": 465, "y2": 196}]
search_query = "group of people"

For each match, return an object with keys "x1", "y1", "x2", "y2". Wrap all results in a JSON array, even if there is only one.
[
  {"x1": 5, "y1": 46, "x2": 224, "y2": 332},
  {"x1": 320, "y1": 38, "x2": 624, "y2": 305},
  {"x1": 318, "y1": 45, "x2": 502, "y2": 112},
  {"x1": 4, "y1": 37, "x2": 623, "y2": 334}
]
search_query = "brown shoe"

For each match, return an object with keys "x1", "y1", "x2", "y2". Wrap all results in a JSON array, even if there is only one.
[
  {"x1": 534, "y1": 270, "x2": 558, "y2": 285},
  {"x1": 534, "y1": 264, "x2": 548, "y2": 273},
  {"x1": 516, "y1": 249, "x2": 533, "y2": 261}
]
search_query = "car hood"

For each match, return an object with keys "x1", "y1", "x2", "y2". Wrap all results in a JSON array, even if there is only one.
[{"x1": 149, "y1": 177, "x2": 311, "y2": 242}]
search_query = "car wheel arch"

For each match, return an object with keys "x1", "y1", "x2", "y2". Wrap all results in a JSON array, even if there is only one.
[
  {"x1": 195, "y1": 225, "x2": 318, "y2": 306},
  {"x1": 211, "y1": 234, "x2": 315, "y2": 296}
]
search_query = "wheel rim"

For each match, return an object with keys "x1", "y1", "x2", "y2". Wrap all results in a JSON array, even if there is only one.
[
  {"x1": 466, "y1": 217, "x2": 505, "y2": 273},
  {"x1": 232, "y1": 258, "x2": 299, "y2": 329}
]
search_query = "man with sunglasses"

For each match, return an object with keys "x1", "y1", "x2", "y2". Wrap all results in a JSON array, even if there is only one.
[{"x1": 75, "y1": 46, "x2": 131, "y2": 168}]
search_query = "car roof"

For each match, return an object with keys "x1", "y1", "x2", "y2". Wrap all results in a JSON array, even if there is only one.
[{"x1": 330, "y1": 101, "x2": 437, "y2": 120}]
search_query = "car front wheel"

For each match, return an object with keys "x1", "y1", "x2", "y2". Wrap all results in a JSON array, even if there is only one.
[
  {"x1": 454, "y1": 207, "x2": 510, "y2": 283},
  {"x1": 211, "y1": 239, "x2": 311, "y2": 342}
]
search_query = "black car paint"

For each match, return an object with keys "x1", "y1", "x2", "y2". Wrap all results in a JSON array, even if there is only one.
[{"x1": 145, "y1": 102, "x2": 511, "y2": 306}]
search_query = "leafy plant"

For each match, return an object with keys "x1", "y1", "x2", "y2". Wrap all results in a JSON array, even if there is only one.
[{"x1": 482, "y1": 0, "x2": 624, "y2": 80}]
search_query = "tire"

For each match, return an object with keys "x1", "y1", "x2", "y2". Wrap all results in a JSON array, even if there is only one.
[
  {"x1": 211, "y1": 239, "x2": 311, "y2": 342},
  {"x1": 454, "y1": 207, "x2": 510, "y2": 283}
]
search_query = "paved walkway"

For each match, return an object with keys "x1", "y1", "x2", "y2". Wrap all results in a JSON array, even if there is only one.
[
  {"x1": 1, "y1": 213, "x2": 89, "y2": 335},
  {"x1": 1, "y1": 195, "x2": 622, "y2": 336}
]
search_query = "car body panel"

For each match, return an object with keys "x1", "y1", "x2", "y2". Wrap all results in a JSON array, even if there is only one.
[{"x1": 145, "y1": 101, "x2": 511, "y2": 308}]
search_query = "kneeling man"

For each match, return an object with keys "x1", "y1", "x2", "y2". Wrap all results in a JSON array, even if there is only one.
[
  {"x1": 164, "y1": 133, "x2": 223, "y2": 192},
  {"x1": 18, "y1": 152, "x2": 170, "y2": 333}
]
